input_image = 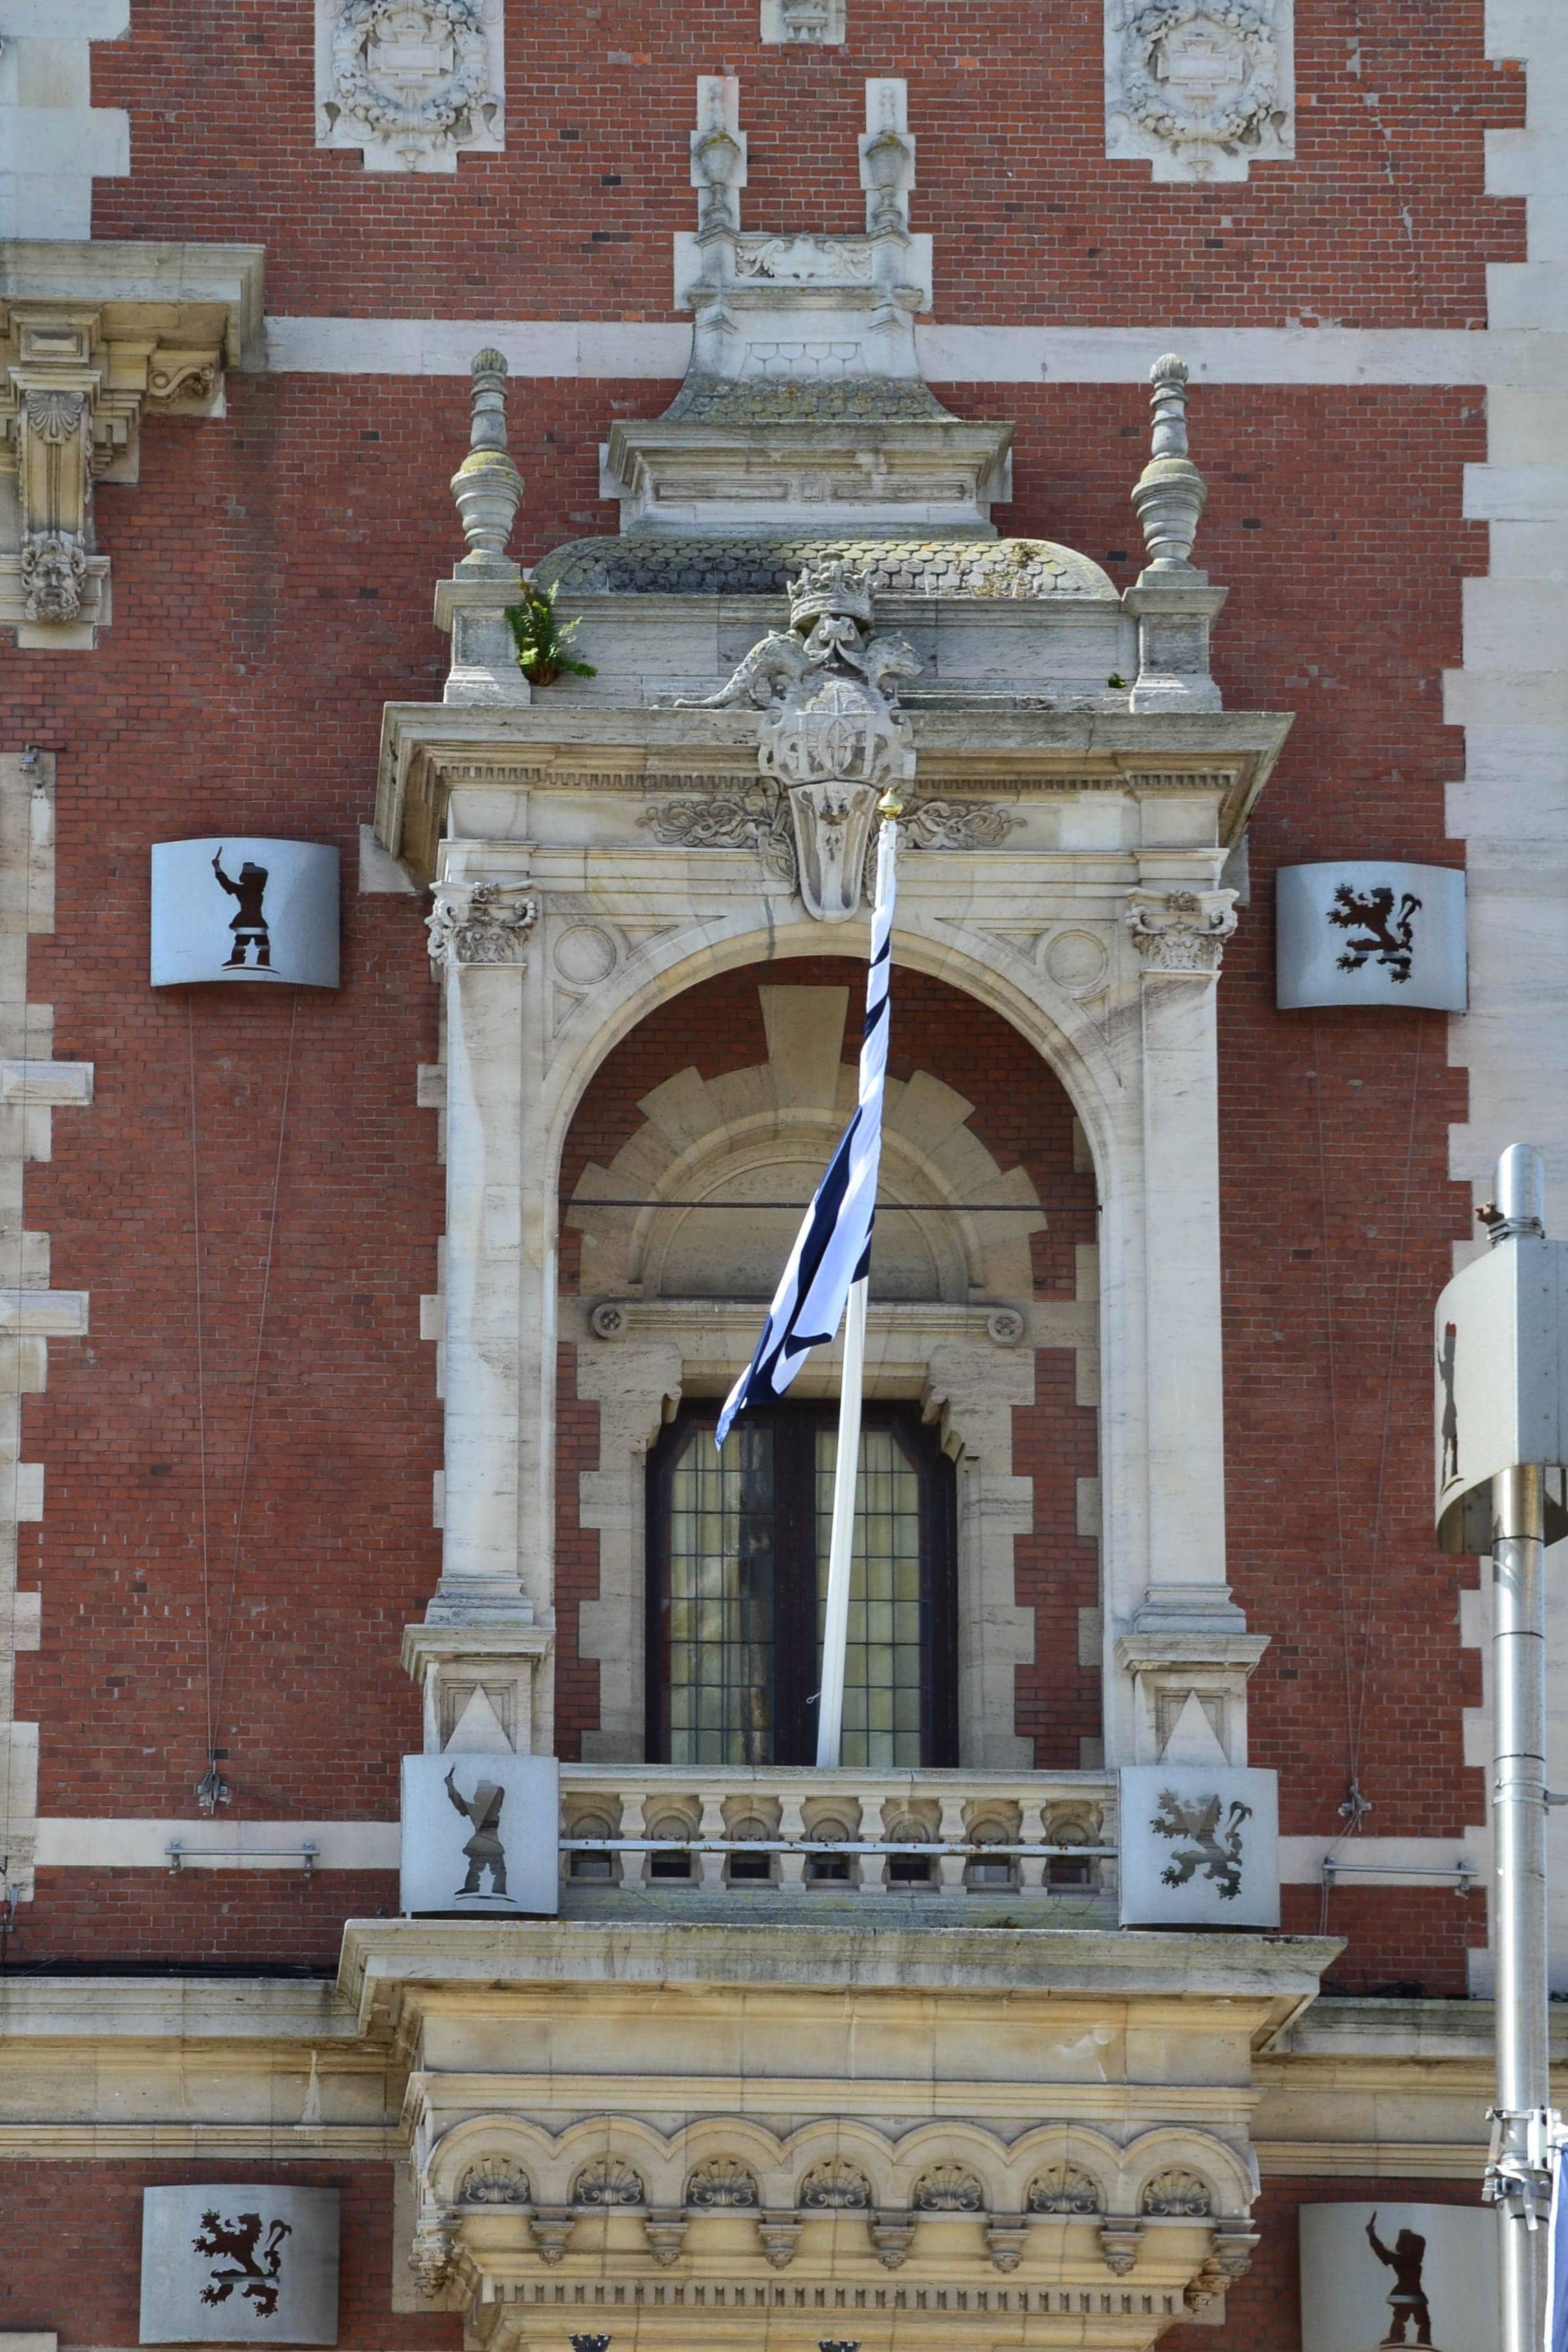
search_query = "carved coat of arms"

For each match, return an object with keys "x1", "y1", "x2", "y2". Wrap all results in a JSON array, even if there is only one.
[{"x1": 680, "y1": 563, "x2": 919, "y2": 921}]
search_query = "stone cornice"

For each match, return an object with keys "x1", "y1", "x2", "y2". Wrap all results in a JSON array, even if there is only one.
[{"x1": 376, "y1": 702, "x2": 1292, "y2": 880}]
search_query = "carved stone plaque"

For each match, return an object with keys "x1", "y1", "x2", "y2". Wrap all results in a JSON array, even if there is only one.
[
  {"x1": 1299, "y1": 2203, "x2": 1497, "y2": 2352},
  {"x1": 1118, "y1": 1763, "x2": 1279, "y2": 1928},
  {"x1": 1276, "y1": 861, "x2": 1466, "y2": 1011},
  {"x1": 401, "y1": 1752, "x2": 561, "y2": 1916},
  {"x1": 150, "y1": 840, "x2": 340, "y2": 989},
  {"x1": 139, "y1": 2186, "x2": 339, "y2": 2344}
]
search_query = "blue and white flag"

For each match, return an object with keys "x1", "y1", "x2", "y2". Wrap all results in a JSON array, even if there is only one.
[
  {"x1": 1548, "y1": 2140, "x2": 1568, "y2": 2352},
  {"x1": 716, "y1": 814, "x2": 898, "y2": 1448}
]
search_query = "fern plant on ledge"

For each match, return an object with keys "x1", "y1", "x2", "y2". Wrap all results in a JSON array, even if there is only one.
[{"x1": 506, "y1": 580, "x2": 596, "y2": 686}]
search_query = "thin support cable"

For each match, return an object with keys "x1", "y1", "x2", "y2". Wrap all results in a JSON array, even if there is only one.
[
  {"x1": 1349, "y1": 1016, "x2": 1426, "y2": 1767},
  {"x1": 208, "y1": 989, "x2": 300, "y2": 1754},
  {"x1": 1310, "y1": 1016, "x2": 1359, "y2": 1800},
  {"x1": 188, "y1": 994, "x2": 215, "y2": 1793}
]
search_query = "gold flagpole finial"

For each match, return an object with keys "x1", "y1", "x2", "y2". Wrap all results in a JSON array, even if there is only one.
[{"x1": 877, "y1": 788, "x2": 904, "y2": 820}]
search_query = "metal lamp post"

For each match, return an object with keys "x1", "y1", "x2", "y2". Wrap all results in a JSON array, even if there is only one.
[{"x1": 1436, "y1": 1143, "x2": 1567, "y2": 2352}]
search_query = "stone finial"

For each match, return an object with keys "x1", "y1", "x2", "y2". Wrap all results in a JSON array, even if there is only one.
[
  {"x1": 450, "y1": 346, "x2": 523, "y2": 574},
  {"x1": 1130, "y1": 354, "x2": 1207, "y2": 573}
]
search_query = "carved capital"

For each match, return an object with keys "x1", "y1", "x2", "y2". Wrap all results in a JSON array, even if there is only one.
[
  {"x1": 1124, "y1": 886, "x2": 1237, "y2": 973},
  {"x1": 427, "y1": 882, "x2": 539, "y2": 968}
]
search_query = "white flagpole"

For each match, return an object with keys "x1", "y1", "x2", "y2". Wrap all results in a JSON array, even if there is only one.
[
  {"x1": 816, "y1": 791, "x2": 901, "y2": 1770},
  {"x1": 817, "y1": 1273, "x2": 867, "y2": 1769}
]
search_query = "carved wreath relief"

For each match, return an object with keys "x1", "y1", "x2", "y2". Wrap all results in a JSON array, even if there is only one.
[
  {"x1": 316, "y1": 0, "x2": 504, "y2": 171},
  {"x1": 1105, "y1": 0, "x2": 1293, "y2": 181}
]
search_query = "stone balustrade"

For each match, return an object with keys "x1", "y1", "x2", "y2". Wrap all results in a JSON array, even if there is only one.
[{"x1": 558, "y1": 1766, "x2": 1117, "y2": 1898}]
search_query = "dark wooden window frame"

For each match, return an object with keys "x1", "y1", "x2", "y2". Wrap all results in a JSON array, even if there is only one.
[{"x1": 645, "y1": 1400, "x2": 959, "y2": 1767}]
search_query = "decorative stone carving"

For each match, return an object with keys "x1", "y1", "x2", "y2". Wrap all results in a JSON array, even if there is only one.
[
  {"x1": 912, "y1": 2164, "x2": 985, "y2": 2213},
  {"x1": 0, "y1": 282, "x2": 251, "y2": 650},
  {"x1": 451, "y1": 348, "x2": 523, "y2": 576},
  {"x1": 985, "y1": 2219, "x2": 1028, "y2": 2271},
  {"x1": 691, "y1": 76, "x2": 748, "y2": 239},
  {"x1": 457, "y1": 2155, "x2": 531, "y2": 2205},
  {"x1": 1211, "y1": 2217, "x2": 1260, "y2": 2276},
  {"x1": 1105, "y1": 0, "x2": 1293, "y2": 181},
  {"x1": 679, "y1": 562, "x2": 917, "y2": 922},
  {"x1": 860, "y1": 80, "x2": 916, "y2": 236},
  {"x1": 1027, "y1": 2164, "x2": 1106, "y2": 2216},
  {"x1": 868, "y1": 2213, "x2": 916, "y2": 2268},
  {"x1": 1141, "y1": 2168, "x2": 1213, "y2": 2217},
  {"x1": 757, "y1": 2210, "x2": 804, "y2": 2267},
  {"x1": 1124, "y1": 887, "x2": 1237, "y2": 974},
  {"x1": 686, "y1": 2159, "x2": 759, "y2": 2209},
  {"x1": 530, "y1": 2209, "x2": 574, "y2": 2263},
  {"x1": 1099, "y1": 2217, "x2": 1145, "y2": 2274},
  {"x1": 645, "y1": 2210, "x2": 688, "y2": 2265},
  {"x1": 427, "y1": 883, "x2": 539, "y2": 969},
  {"x1": 798, "y1": 2159, "x2": 872, "y2": 2210},
  {"x1": 572, "y1": 2157, "x2": 646, "y2": 2208},
  {"x1": 315, "y1": 0, "x2": 505, "y2": 173},
  {"x1": 760, "y1": 0, "x2": 846, "y2": 43},
  {"x1": 408, "y1": 2204, "x2": 454, "y2": 2292},
  {"x1": 1132, "y1": 357, "x2": 1207, "y2": 574},
  {"x1": 903, "y1": 797, "x2": 1023, "y2": 851}
]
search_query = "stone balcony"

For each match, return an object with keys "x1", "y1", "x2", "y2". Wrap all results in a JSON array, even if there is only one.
[{"x1": 557, "y1": 1766, "x2": 1117, "y2": 1917}]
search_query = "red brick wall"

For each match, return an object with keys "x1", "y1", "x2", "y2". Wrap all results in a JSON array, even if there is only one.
[
  {"x1": 0, "y1": 2160, "x2": 460, "y2": 2350},
  {"x1": 91, "y1": 2, "x2": 1521, "y2": 323},
  {"x1": 555, "y1": 956, "x2": 1101, "y2": 1767}
]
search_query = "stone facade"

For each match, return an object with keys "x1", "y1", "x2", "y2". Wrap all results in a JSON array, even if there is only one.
[{"x1": 0, "y1": 4, "x2": 1560, "y2": 2350}]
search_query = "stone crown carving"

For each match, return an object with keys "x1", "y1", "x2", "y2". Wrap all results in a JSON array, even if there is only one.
[
  {"x1": 1105, "y1": 0, "x2": 1294, "y2": 182},
  {"x1": 315, "y1": 0, "x2": 505, "y2": 173},
  {"x1": 673, "y1": 563, "x2": 917, "y2": 922}
]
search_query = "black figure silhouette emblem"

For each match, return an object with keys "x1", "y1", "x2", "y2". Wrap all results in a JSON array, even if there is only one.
[
  {"x1": 1437, "y1": 1322, "x2": 1459, "y2": 1487},
  {"x1": 1329, "y1": 882, "x2": 1422, "y2": 983},
  {"x1": 1365, "y1": 2212, "x2": 1434, "y2": 2348},
  {"x1": 1152, "y1": 1789, "x2": 1251, "y2": 1899},
  {"x1": 212, "y1": 849, "x2": 274, "y2": 972},
  {"x1": 445, "y1": 1766, "x2": 513, "y2": 1901},
  {"x1": 192, "y1": 2208, "x2": 293, "y2": 2317}
]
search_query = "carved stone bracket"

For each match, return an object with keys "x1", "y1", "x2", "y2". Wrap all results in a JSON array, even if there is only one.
[
  {"x1": 867, "y1": 2212, "x2": 915, "y2": 2269},
  {"x1": 1098, "y1": 2216, "x2": 1145, "y2": 2275},
  {"x1": 427, "y1": 882, "x2": 539, "y2": 968},
  {"x1": 0, "y1": 249, "x2": 262, "y2": 650},
  {"x1": 1124, "y1": 887, "x2": 1237, "y2": 974},
  {"x1": 757, "y1": 2211, "x2": 803, "y2": 2267},
  {"x1": 316, "y1": 0, "x2": 505, "y2": 173}
]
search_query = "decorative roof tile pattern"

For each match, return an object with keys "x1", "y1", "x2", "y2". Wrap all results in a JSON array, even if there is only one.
[
  {"x1": 535, "y1": 536, "x2": 1117, "y2": 601},
  {"x1": 661, "y1": 374, "x2": 959, "y2": 425}
]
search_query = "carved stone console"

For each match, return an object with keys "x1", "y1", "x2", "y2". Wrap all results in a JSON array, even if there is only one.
[{"x1": 0, "y1": 243, "x2": 264, "y2": 649}]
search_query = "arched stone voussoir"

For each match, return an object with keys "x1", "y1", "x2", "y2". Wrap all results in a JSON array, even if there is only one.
[
  {"x1": 425, "y1": 2113, "x2": 559, "y2": 2204},
  {"x1": 1117, "y1": 2124, "x2": 1258, "y2": 2218},
  {"x1": 538, "y1": 897, "x2": 1125, "y2": 1198}
]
